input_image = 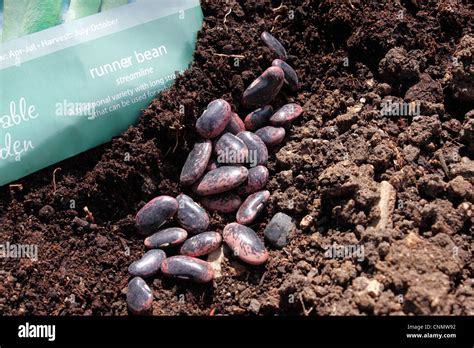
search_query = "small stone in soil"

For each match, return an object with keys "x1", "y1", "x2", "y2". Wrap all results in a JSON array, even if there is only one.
[
  {"x1": 223, "y1": 223, "x2": 269, "y2": 265},
  {"x1": 127, "y1": 277, "x2": 153, "y2": 315},
  {"x1": 214, "y1": 132, "x2": 249, "y2": 164},
  {"x1": 237, "y1": 165, "x2": 269, "y2": 196},
  {"x1": 176, "y1": 194, "x2": 209, "y2": 234},
  {"x1": 128, "y1": 249, "x2": 166, "y2": 278},
  {"x1": 200, "y1": 193, "x2": 242, "y2": 213},
  {"x1": 196, "y1": 99, "x2": 232, "y2": 138},
  {"x1": 236, "y1": 131, "x2": 268, "y2": 166},
  {"x1": 161, "y1": 255, "x2": 214, "y2": 283},
  {"x1": 226, "y1": 112, "x2": 246, "y2": 134},
  {"x1": 261, "y1": 31, "x2": 288, "y2": 60},
  {"x1": 269, "y1": 103, "x2": 303, "y2": 126},
  {"x1": 193, "y1": 166, "x2": 248, "y2": 196},
  {"x1": 264, "y1": 212, "x2": 295, "y2": 249},
  {"x1": 236, "y1": 190, "x2": 270, "y2": 225},
  {"x1": 272, "y1": 59, "x2": 299, "y2": 91},
  {"x1": 135, "y1": 196, "x2": 178, "y2": 235},
  {"x1": 180, "y1": 231, "x2": 222, "y2": 257},
  {"x1": 180, "y1": 139, "x2": 212, "y2": 186},
  {"x1": 255, "y1": 126, "x2": 286, "y2": 146},
  {"x1": 144, "y1": 227, "x2": 188, "y2": 248},
  {"x1": 242, "y1": 66, "x2": 285, "y2": 108},
  {"x1": 244, "y1": 105, "x2": 273, "y2": 131}
]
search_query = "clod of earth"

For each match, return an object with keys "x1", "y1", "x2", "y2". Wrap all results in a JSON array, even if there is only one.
[{"x1": 264, "y1": 212, "x2": 296, "y2": 249}]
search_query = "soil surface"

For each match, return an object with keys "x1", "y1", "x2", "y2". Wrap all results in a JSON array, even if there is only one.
[{"x1": 0, "y1": 0, "x2": 473, "y2": 316}]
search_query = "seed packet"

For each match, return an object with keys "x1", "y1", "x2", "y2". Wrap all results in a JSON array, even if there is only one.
[{"x1": 0, "y1": 0, "x2": 203, "y2": 186}]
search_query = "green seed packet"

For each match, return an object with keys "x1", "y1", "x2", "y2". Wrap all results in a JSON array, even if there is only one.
[{"x1": 0, "y1": 0, "x2": 203, "y2": 186}]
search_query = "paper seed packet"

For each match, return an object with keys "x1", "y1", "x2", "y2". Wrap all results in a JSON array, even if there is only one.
[{"x1": 0, "y1": 0, "x2": 203, "y2": 186}]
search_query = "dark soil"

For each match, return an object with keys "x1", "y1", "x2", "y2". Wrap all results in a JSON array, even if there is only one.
[{"x1": 1, "y1": 0, "x2": 473, "y2": 316}]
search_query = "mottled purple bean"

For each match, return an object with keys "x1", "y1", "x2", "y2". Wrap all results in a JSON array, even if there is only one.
[
  {"x1": 176, "y1": 194, "x2": 209, "y2": 234},
  {"x1": 242, "y1": 67, "x2": 284, "y2": 108},
  {"x1": 214, "y1": 132, "x2": 249, "y2": 164},
  {"x1": 144, "y1": 227, "x2": 187, "y2": 249},
  {"x1": 255, "y1": 126, "x2": 286, "y2": 146},
  {"x1": 128, "y1": 249, "x2": 166, "y2": 278},
  {"x1": 272, "y1": 59, "x2": 299, "y2": 91},
  {"x1": 127, "y1": 277, "x2": 153, "y2": 315},
  {"x1": 200, "y1": 193, "x2": 242, "y2": 213},
  {"x1": 236, "y1": 131, "x2": 268, "y2": 166},
  {"x1": 161, "y1": 255, "x2": 214, "y2": 283},
  {"x1": 269, "y1": 103, "x2": 303, "y2": 126},
  {"x1": 261, "y1": 31, "x2": 288, "y2": 60},
  {"x1": 180, "y1": 139, "x2": 212, "y2": 186},
  {"x1": 236, "y1": 190, "x2": 270, "y2": 225},
  {"x1": 193, "y1": 166, "x2": 248, "y2": 196},
  {"x1": 223, "y1": 223, "x2": 269, "y2": 265},
  {"x1": 226, "y1": 112, "x2": 246, "y2": 134},
  {"x1": 180, "y1": 232, "x2": 222, "y2": 257},
  {"x1": 135, "y1": 196, "x2": 178, "y2": 236},
  {"x1": 196, "y1": 99, "x2": 232, "y2": 138},
  {"x1": 237, "y1": 165, "x2": 269, "y2": 196},
  {"x1": 244, "y1": 105, "x2": 273, "y2": 131}
]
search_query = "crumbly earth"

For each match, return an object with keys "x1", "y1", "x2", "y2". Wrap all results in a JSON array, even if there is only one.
[{"x1": 0, "y1": 0, "x2": 472, "y2": 316}]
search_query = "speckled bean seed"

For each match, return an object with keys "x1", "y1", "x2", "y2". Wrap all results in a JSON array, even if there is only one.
[
  {"x1": 196, "y1": 99, "x2": 232, "y2": 138},
  {"x1": 176, "y1": 194, "x2": 209, "y2": 234},
  {"x1": 272, "y1": 59, "x2": 299, "y2": 91},
  {"x1": 244, "y1": 105, "x2": 273, "y2": 131},
  {"x1": 236, "y1": 190, "x2": 270, "y2": 225},
  {"x1": 180, "y1": 139, "x2": 212, "y2": 186},
  {"x1": 135, "y1": 196, "x2": 178, "y2": 236},
  {"x1": 226, "y1": 112, "x2": 246, "y2": 134},
  {"x1": 193, "y1": 166, "x2": 248, "y2": 196},
  {"x1": 255, "y1": 126, "x2": 286, "y2": 146},
  {"x1": 269, "y1": 103, "x2": 303, "y2": 126},
  {"x1": 180, "y1": 232, "x2": 222, "y2": 257},
  {"x1": 237, "y1": 165, "x2": 269, "y2": 195},
  {"x1": 127, "y1": 277, "x2": 153, "y2": 315},
  {"x1": 200, "y1": 193, "x2": 242, "y2": 213},
  {"x1": 144, "y1": 227, "x2": 188, "y2": 248},
  {"x1": 236, "y1": 131, "x2": 268, "y2": 166},
  {"x1": 128, "y1": 249, "x2": 166, "y2": 278},
  {"x1": 261, "y1": 31, "x2": 288, "y2": 60},
  {"x1": 214, "y1": 132, "x2": 249, "y2": 164},
  {"x1": 242, "y1": 67, "x2": 284, "y2": 108},
  {"x1": 223, "y1": 223, "x2": 269, "y2": 265},
  {"x1": 161, "y1": 255, "x2": 214, "y2": 283}
]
